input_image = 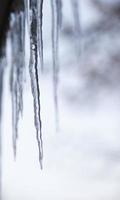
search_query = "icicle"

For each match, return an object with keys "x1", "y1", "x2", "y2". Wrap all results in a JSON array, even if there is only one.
[
  {"x1": 71, "y1": 0, "x2": 81, "y2": 37},
  {"x1": 24, "y1": 0, "x2": 30, "y2": 26},
  {"x1": 0, "y1": 63, "x2": 4, "y2": 122},
  {"x1": 29, "y1": 0, "x2": 43, "y2": 168},
  {"x1": 0, "y1": 55, "x2": 6, "y2": 200},
  {"x1": 51, "y1": 0, "x2": 61, "y2": 131},
  {"x1": 56, "y1": 0, "x2": 62, "y2": 29},
  {"x1": 10, "y1": 10, "x2": 25, "y2": 157},
  {"x1": 71, "y1": 0, "x2": 81, "y2": 58},
  {"x1": 37, "y1": 0, "x2": 44, "y2": 71}
]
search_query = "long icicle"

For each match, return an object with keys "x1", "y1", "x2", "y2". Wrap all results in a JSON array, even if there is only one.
[
  {"x1": 37, "y1": 0, "x2": 44, "y2": 71},
  {"x1": 0, "y1": 54, "x2": 6, "y2": 200},
  {"x1": 10, "y1": 9, "x2": 25, "y2": 158},
  {"x1": 29, "y1": 0, "x2": 43, "y2": 168},
  {"x1": 51, "y1": 0, "x2": 61, "y2": 131}
]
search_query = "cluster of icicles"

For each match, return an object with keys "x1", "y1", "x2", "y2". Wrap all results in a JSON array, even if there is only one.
[{"x1": 0, "y1": 0, "x2": 80, "y2": 170}]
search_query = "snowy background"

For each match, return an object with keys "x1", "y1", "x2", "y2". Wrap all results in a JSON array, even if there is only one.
[{"x1": 1, "y1": 0, "x2": 120, "y2": 199}]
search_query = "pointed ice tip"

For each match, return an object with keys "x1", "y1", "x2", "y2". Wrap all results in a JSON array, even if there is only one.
[
  {"x1": 39, "y1": 150, "x2": 43, "y2": 170},
  {"x1": 13, "y1": 147, "x2": 17, "y2": 161},
  {"x1": 39, "y1": 158, "x2": 43, "y2": 170},
  {"x1": 13, "y1": 138, "x2": 17, "y2": 161},
  {"x1": 40, "y1": 163, "x2": 43, "y2": 170}
]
